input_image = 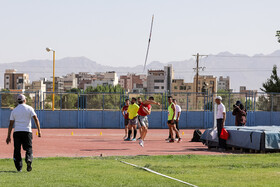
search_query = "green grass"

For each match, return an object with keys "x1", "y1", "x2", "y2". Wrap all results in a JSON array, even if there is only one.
[{"x1": 1, "y1": 154, "x2": 280, "y2": 187}]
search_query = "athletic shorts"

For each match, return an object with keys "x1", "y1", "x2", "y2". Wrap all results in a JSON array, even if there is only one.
[
  {"x1": 129, "y1": 117, "x2": 138, "y2": 125},
  {"x1": 124, "y1": 118, "x2": 129, "y2": 126},
  {"x1": 167, "y1": 120, "x2": 175, "y2": 125},
  {"x1": 138, "y1": 115, "x2": 149, "y2": 128}
]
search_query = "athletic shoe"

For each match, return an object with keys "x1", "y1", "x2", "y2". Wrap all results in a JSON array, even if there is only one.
[
  {"x1": 139, "y1": 139, "x2": 144, "y2": 147},
  {"x1": 175, "y1": 138, "x2": 178, "y2": 141},
  {"x1": 177, "y1": 138, "x2": 182, "y2": 143},
  {"x1": 131, "y1": 138, "x2": 136, "y2": 141},
  {"x1": 17, "y1": 169, "x2": 22, "y2": 172},
  {"x1": 27, "y1": 161, "x2": 32, "y2": 172},
  {"x1": 169, "y1": 139, "x2": 175, "y2": 143},
  {"x1": 165, "y1": 138, "x2": 170, "y2": 141},
  {"x1": 123, "y1": 135, "x2": 127, "y2": 140},
  {"x1": 137, "y1": 137, "x2": 141, "y2": 140},
  {"x1": 124, "y1": 138, "x2": 131, "y2": 141}
]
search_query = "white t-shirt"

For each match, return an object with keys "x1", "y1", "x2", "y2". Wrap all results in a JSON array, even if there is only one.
[
  {"x1": 216, "y1": 103, "x2": 226, "y2": 119},
  {"x1": 175, "y1": 105, "x2": 182, "y2": 120},
  {"x1": 10, "y1": 104, "x2": 37, "y2": 132}
]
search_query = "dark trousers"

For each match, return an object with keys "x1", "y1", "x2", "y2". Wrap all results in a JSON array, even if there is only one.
[
  {"x1": 13, "y1": 132, "x2": 33, "y2": 171},
  {"x1": 217, "y1": 119, "x2": 226, "y2": 149},
  {"x1": 169, "y1": 121, "x2": 179, "y2": 139}
]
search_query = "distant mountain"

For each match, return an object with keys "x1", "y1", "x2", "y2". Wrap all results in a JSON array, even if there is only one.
[{"x1": 1, "y1": 50, "x2": 280, "y2": 91}]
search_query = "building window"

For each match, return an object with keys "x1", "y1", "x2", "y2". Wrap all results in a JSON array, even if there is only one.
[
  {"x1": 154, "y1": 86, "x2": 159, "y2": 89},
  {"x1": 180, "y1": 86, "x2": 186, "y2": 90},
  {"x1": 6, "y1": 76, "x2": 9, "y2": 79},
  {"x1": 154, "y1": 80, "x2": 164, "y2": 83},
  {"x1": 187, "y1": 86, "x2": 191, "y2": 90},
  {"x1": 174, "y1": 86, "x2": 178, "y2": 90},
  {"x1": 210, "y1": 81, "x2": 214, "y2": 85},
  {"x1": 161, "y1": 86, "x2": 164, "y2": 89},
  {"x1": 198, "y1": 80, "x2": 200, "y2": 84}
]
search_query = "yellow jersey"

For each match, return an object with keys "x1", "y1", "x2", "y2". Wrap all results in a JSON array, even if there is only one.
[{"x1": 127, "y1": 103, "x2": 139, "y2": 119}]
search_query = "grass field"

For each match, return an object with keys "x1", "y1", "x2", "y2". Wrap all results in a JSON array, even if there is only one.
[{"x1": 1, "y1": 154, "x2": 280, "y2": 187}]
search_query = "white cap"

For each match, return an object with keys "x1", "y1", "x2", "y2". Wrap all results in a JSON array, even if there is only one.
[
  {"x1": 216, "y1": 96, "x2": 222, "y2": 100},
  {"x1": 17, "y1": 94, "x2": 26, "y2": 102}
]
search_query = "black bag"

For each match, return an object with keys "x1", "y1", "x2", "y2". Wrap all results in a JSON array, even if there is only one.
[{"x1": 191, "y1": 129, "x2": 202, "y2": 142}]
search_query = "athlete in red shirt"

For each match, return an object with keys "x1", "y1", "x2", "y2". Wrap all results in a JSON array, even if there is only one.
[
  {"x1": 122, "y1": 99, "x2": 130, "y2": 139},
  {"x1": 138, "y1": 96, "x2": 160, "y2": 147}
]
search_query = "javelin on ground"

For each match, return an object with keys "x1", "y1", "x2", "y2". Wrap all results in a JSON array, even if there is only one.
[{"x1": 143, "y1": 15, "x2": 154, "y2": 72}]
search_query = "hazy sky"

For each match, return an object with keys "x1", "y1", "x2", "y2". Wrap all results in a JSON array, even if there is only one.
[{"x1": 0, "y1": 0, "x2": 279, "y2": 66}]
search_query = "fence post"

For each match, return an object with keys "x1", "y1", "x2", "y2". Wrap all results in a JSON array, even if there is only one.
[
  {"x1": 77, "y1": 92, "x2": 80, "y2": 128},
  {"x1": 0, "y1": 92, "x2": 1, "y2": 128},
  {"x1": 270, "y1": 94, "x2": 274, "y2": 126},
  {"x1": 102, "y1": 93, "x2": 105, "y2": 128}
]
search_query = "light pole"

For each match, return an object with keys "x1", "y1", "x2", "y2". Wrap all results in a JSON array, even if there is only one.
[{"x1": 46, "y1": 47, "x2": 55, "y2": 111}]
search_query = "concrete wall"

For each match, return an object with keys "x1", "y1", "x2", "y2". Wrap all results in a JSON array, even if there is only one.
[{"x1": 0, "y1": 109, "x2": 280, "y2": 129}]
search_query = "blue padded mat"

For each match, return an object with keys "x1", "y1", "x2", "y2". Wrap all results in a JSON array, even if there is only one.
[{"x1": 201, "y1": 126, "x2": 280, "y2": 151}]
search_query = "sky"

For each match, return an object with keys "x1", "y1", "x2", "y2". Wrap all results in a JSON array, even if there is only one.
[{"x1": 0, "y1": 0, "x2": 279, "y2": 66}]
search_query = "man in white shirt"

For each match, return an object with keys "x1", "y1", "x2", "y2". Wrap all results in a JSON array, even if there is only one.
[
  {"x1": 173, "y1": 99, "x2": 181, "y2": 139},
  {"x1": 6, "y1": 94, "x2": 41, "y2": 172},
  {"x1": 215, "y1": 96, "x2": 226, "y2": 151}
]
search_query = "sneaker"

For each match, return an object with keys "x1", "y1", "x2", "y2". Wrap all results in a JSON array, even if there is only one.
[
  {"x1": 137, "y1": 137, "x2": 141, "y2": 140},
  {"x1": 124, "y1": 138, "x2": 131, "y2": 141},
  {"x1": 27, "y1": 161, "x2": 32, "y2": 172},
  {"x1": 175, "y1": 138, "x2": 178, "y2": 141},
  {"x1": 131, "y1": 138, "x2": 136, "y2": 141},
  {"x1": 165, "y1": 138, "x2": 170, "y2": 141},
  {"x1": 17, "y1": 169, "x2": 22, "y2": 172},
  {"x1": 139, "y1": 139, "x2": 144, "y2": 147},
  {"x1": 169, "y1": 139, "x2": 175, "y2": 143},
  {"x1": 177, "y1": 138, "x2": 182, "y2": 143}
]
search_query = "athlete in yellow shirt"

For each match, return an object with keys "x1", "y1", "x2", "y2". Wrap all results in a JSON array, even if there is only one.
[
  {"x1": 125, "y1": 97, "x2": 139, "y2": 141},
  {"x1": 167, "y1": 96, "x2": 181, "y2": 143}
]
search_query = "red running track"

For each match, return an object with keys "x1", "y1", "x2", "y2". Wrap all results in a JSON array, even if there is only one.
[{"x1": 0, "y1": 129, "x2": 229, "y2": 158}]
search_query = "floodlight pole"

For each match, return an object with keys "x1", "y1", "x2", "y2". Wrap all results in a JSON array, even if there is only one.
[
  {"x1": 52, "y1": 51, "x2": 55, "y2": 111},
  {"x1": 46, "y1": 47, "x2": 56, "y2": 111}
]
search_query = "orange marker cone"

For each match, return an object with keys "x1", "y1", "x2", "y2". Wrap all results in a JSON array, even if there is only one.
[
  {"x1": 71, "y1": 131, "x2": 74, "y2": 136},
  {"x1": 100, "y1": 132, "x2": 102, "y2": 136},
  {"x1": 36, "y1": 131, "x2": 38, "y2": 136},
  {"x1": 182, "y1": 131, "x2": 185, "y2": 135}
]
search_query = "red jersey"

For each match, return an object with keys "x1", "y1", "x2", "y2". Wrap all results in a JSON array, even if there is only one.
[
  {"x1": 138, "y1": 103, "x2": 151, "y2": 116},
  {"x1": 122, "y1": 105, "x2": 129, "y2": 119}
]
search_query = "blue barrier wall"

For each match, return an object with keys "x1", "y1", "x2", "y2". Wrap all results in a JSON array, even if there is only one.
[{"x1": 0, "y1": 109, "x2": 280, "y2": 129}]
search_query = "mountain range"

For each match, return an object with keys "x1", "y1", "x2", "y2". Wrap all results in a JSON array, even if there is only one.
[{"x1": 1, "y1": 50, "x2": 280, "y2": 91}]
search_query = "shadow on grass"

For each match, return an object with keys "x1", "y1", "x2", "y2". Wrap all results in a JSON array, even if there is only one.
[{"x1": 0, "y1": 171, "x2": 17, "y2": 173}]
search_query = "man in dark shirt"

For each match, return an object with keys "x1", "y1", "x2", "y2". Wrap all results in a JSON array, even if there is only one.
[{"x1": 232, "y1": 101, "x2": 247, "y2": 126}]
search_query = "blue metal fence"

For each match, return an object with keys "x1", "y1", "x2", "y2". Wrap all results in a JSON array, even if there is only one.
[{"x1": 0, "y1": 91, "x2": 280, "y2": 129}]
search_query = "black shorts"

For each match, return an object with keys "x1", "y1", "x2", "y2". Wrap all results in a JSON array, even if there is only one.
[
  {"x1": 124, "y1": 119, "x2": 129, "y2": 126},
  {"x1": 167, "y1": 120, "x2": 175, "y2": 125}
]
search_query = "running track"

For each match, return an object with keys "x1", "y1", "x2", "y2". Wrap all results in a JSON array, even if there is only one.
[{"x1": 0, "y1": 129, "x2": 228, "y2": 158}]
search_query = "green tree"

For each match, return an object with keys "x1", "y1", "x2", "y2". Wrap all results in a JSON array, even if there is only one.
[
  {"x1": 261, "y1": 65, "x2": 280, "y2": 93},
  {"x1": 260, "y1": 65, "x2": 280, "y2": 111}
]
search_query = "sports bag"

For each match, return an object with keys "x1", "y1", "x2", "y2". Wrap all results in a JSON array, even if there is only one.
[{"x1": 220, "y1": 128, "x2": 229, "y2": 140}]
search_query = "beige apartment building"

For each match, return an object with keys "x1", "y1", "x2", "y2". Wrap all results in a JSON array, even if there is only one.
[
  {"x1": 172, "y1": 75, "x2": 217, "y2": 110},
  {"x1": 4, "y1": 69, "x2": 30, "y2": 91}
]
